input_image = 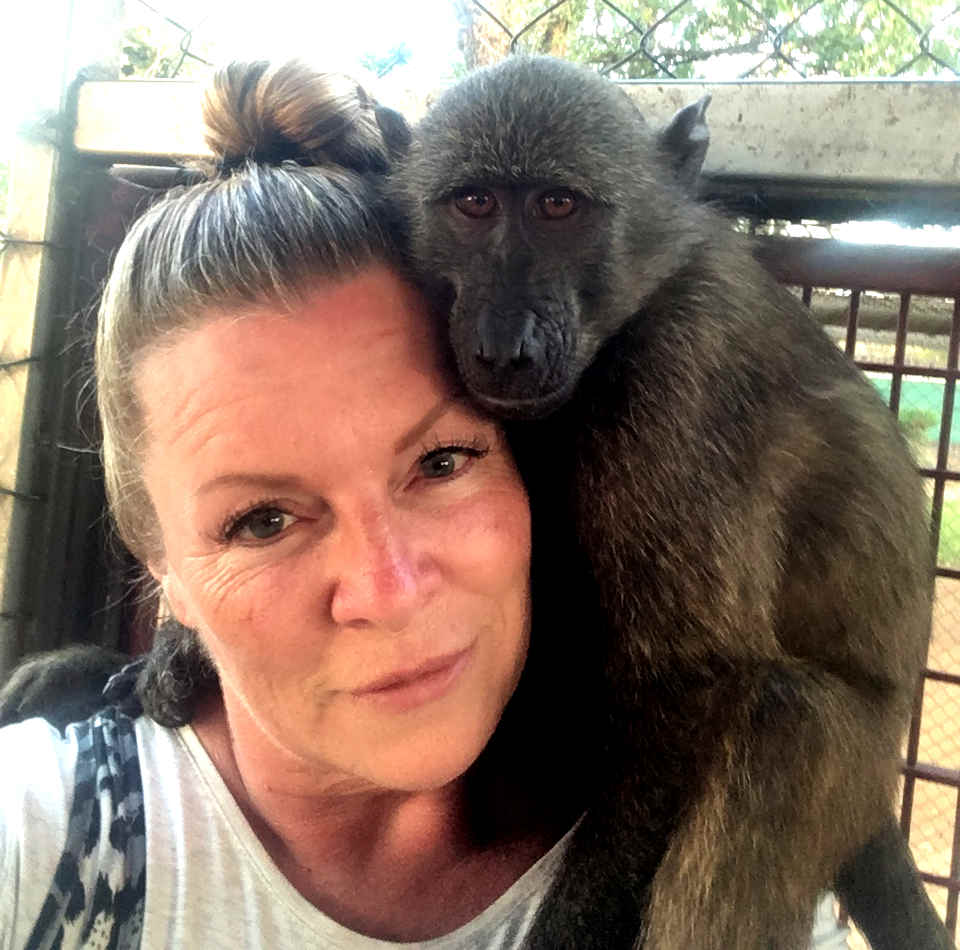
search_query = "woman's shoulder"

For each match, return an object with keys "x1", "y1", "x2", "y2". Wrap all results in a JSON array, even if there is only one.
[
  {"x1": 0, "y1": 706, "x2": 147, "y2": 949},
  {"x1": 0, "y1": 713, "x2": 79, "y2": 779}
]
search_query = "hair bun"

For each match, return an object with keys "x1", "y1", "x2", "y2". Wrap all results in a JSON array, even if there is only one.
[{"x1": 202, "y1": 60, "x2": 403, "y2": 175}]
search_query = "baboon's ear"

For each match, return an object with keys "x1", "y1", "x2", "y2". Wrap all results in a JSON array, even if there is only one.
[
  {"x1": 657, "y1": 94, "x2": 711, "y2": 191},
  {"x1": 376, "y1": 105, "x2": 412, "y2": 160}
]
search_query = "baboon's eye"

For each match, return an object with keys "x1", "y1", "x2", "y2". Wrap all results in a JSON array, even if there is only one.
[
  {"x1": 454, "y1": 189, "x2": 497, "y2": 218},
  {"x1": 538, "y1": 189, "x2": 577, "y2": 219}
]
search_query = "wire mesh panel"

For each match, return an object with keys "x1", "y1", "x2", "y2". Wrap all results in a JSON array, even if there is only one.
[
  {"x1": 0, "y1": 145, "x2": 141, "y2": 672},
  {"x1": 762, "y1": 236, "x2": 960, "y2": 938}
]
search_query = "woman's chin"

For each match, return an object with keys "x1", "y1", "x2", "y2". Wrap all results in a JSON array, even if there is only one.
[
  {"x1": 367, "y1": 730, "x2": 492, "y2": 792},
  {"x1": 360, "y1": 711, "x2": 502, "y2": 793}
]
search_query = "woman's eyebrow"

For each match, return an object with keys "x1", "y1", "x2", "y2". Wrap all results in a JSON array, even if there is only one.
[
  {"x1": 394, "y1": 397, "x2": 468, "y2": 455},
  {"x1": 193, "y1": 399, "x2": 473, "y2": 499},
  {"x1": 195, "y1": 473, "x2": 312, "y2": 499}
]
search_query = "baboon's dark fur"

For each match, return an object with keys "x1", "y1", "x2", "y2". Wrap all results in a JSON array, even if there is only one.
[
  {"x1": 391, "y1": 56, "x2": 940, "y2": 949},
  {"x1": 0, "y1": 621, "x2": 215, "y2": 731},
  {"x1": 0, "y1": 644, "x2": 128, "y2": 730}
]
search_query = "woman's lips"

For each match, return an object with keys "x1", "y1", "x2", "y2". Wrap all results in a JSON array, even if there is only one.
[{"x1": 352, "y1": 645, "x2": 474, "y2": 711}]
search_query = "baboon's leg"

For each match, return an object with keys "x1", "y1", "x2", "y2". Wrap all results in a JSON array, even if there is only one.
[
  {"x1": 645, "y1": 662, "x2": 904, "y2": 950},
  {"x1": 837, "y1": 816, "x2": 955, "y2": 950}
]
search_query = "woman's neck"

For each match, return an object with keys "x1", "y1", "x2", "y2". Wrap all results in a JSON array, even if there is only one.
[{"x1": 188, "y1": 689, "x2": 556, "y2": 940}]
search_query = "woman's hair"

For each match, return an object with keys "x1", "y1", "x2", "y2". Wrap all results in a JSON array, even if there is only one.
[
  {"x1": 98, "y1": 60, "x2": 408, "y2": 566},
  {"x1": 96, "y1": 60, "x2": 410, "y2": 723}
]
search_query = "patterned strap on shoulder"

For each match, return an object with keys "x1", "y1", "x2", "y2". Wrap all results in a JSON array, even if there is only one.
[{"x1": 25, "y1": 706, "x2": 146, "y2": 950}]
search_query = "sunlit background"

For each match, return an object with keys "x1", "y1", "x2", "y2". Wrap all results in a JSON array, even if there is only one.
[
  {"x1": 3, "y1": 0, "x2": 960, "y2": 244},
  {"x1": 3, "y1": 0, "x2": 459, "y2": 153}
]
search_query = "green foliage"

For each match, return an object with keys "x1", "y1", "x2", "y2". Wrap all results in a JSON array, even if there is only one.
[
  {"x1": 119, "y1": 25, "x2": 214, "y2": 80},
  {"x1": 121, "y1": 26, "x2": 178, "y2": 78},
  {"x1": 465, "y1": 0, "x2": 960, "y2": 78}
]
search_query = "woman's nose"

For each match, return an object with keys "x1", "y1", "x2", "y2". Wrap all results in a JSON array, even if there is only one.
[{"x1": 328, "y1": 510, "x2": 427, "y2": 631}]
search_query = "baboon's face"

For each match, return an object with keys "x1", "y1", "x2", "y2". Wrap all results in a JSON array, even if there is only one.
[
  {"x1": 394, "y1": 57, "x2": 687, "y2": 419},
  {"x1": 424, "y1": 183, "x2": 627, "y2": 418}
]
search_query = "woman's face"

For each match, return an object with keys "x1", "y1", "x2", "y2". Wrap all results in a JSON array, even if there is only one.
[{"x1": 139, "y1": 267, "x2": 532, "y2": 792}]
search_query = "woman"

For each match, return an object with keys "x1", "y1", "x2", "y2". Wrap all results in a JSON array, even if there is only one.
[{"x1": 0, "y1": 61, "x2": 848, "y2": 948}]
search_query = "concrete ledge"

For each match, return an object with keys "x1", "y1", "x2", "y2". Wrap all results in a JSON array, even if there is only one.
[
  {"x1": 73, "y1": 78, "x2": 960, "y2": 185},
  {"x1": 72, "y1": 78, "x2": 960, "y2": 222},
  {"x1": 623, "y1": 81, "x2": 960, "y2": 187}
]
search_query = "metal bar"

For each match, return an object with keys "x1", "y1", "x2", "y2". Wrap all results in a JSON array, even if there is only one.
[
  {"x1": 924, "y1": 670, "x2": 960, "y2": 686},
  {"x1": 0, "y1": 232, "x2": 68, "y2": 251},
  {"x1": 110, "y1": 164, "x2": 204, "y2": 189},
  {"x1": 901, "y1": 760, "x2": 960, "y2": 788},
  {"x1": 887, "y1": 293, "x2": 911, "y2": 414},
  {"x1": 0, "y1": 356, "x2": 46, "y2": 371},
  {"x1": 757, "y1": 237, "x2": 960, "y2": 296},
  {"x1": 845, "y1": 290, "x2": 861, "y2": 359},
  {"x1": 855, "y1": 363, "x2": 960, "y2": 381},
  {"x1": 918, "y1": 870, "x2": 960, "y2": 889},
  {"x1": 949, "y1": 787, "x2": 960, "y2": 934},
  {"x1": 901, "y1": 673, "x2": 925, "y2": 837},
  {"x1": 714, "y1": 180, "x2": 960, "y2": 226},
  {"x1": 930, "y1": 299, "x2": 960, "y2": 560},
  {"x1": 812, "y1": 298, "x2": 956, "y2": 338},
  {"x1": 0, "y1": 487, "x2": 44, "y2": 503},
  {"x1": 910, "y1": 297, "x2": 960, "y2": 852}
]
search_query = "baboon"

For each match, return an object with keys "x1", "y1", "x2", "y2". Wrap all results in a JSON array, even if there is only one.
[
  {"x1": 0, "y1": 643, "x2": 128, "y2": 730},
  {"x1": 0, "y1": 620, "x2": 215, "y2": 731},
  {"x1": 391, "y1": 56, "x2": 939, "y2": 949}
]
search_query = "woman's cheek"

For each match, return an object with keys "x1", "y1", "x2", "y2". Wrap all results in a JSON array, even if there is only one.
[
  {"x1": 183, "y1": 550, "x2": 303, "y2": 633},
  {"x1": 441, "y1": 482, "x2": 532, "y2": 573}
]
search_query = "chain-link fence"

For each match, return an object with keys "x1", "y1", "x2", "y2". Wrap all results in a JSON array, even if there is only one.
[{"x1": 114, "y1": 0, "x2": 960, "y2": 82}]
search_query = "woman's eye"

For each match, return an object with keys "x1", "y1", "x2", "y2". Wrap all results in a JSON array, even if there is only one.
[
  {"x1": 226, "y1": 507, "x2": 295, "y2": 542},
  {"x1": 417, "y1": 445, "x2": 487, "y2": 481}
]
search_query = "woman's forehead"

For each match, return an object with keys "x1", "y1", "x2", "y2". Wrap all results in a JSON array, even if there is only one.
[
  {"x1": 134, "y1": 269, "x2": 459, "y2": 459},
  {"x1": 139, "y1": 269, "x2": 437, "y2": 384}
]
